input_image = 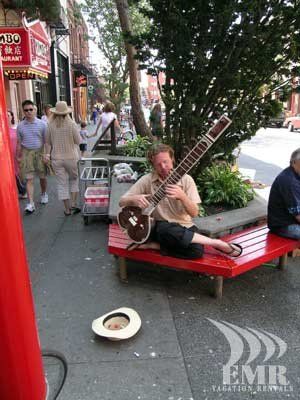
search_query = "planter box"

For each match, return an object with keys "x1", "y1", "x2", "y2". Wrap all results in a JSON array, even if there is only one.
[{"x1": 193, "y1": 195, "x2": 267, "y2": 238}]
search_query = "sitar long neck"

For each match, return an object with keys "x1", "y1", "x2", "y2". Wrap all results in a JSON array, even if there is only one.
[{"x1": 148, "y1": 115, "x2": 232, "y2": 210}]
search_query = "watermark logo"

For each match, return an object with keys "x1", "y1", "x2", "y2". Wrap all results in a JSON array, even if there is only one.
[{"x1": 207, "y1": 319, "x2": 293, "y2": 394}]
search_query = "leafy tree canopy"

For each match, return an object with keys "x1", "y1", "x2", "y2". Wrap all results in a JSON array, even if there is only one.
[
  {"x1": 3, "y1": 0, "x2": 61, "y2": 23},
  {"x1": 132, "y1": 0, "x2": 300, "y2": 166},
  {"x1": 82, "y1": 0, "x2": 150, "y2": 112},
  {"x1": 82, "y1": 0, "x2": 128, "y2": 111}
]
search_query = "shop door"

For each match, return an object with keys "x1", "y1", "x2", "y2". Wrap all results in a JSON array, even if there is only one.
[
  {"x1": 33, "y1": 80, "x2": 42, "y2": 117},
  {"x1": 12, "y1": 82, "x2": 22, "y2": 122},
  {"x1": 35, "y1": 91, "x2": 42, "y2": 118}
]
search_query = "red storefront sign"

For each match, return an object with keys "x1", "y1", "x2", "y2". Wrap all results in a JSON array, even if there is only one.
[
  {"x1": 0, "y1": 21, "x2": 51, "y2": 75},
  {"x1": 29, "y1": 20, "x2": 51, "y2": 74},
  {"x1": 0, "y1": 27, "x2": 30, "y2": 66}
]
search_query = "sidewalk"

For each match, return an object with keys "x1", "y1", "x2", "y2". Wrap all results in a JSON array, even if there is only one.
[{"x1": 22, "y1": 175, "x2": 300, "y2": 399}]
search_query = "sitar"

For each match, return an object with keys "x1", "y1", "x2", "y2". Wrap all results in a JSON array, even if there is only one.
[{"x1": 118, "y1": 114, "x2": 232, "y2": 243}]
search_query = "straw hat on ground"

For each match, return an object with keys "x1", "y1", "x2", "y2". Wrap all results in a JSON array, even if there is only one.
[
  {"x1": 50, "y1": 101, "x2": 73, "y2": 115},
  {"x1": 92, "y1": 307, "x2": 141, "y2": 341}
]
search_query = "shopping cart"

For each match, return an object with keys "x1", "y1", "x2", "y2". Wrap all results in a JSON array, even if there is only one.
[{"x1": 78, "y1": 158, "x2": 111, "y2": 225}]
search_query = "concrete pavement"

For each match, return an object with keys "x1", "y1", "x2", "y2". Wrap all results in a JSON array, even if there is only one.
[{"x1": 20, "y1": 126, "x2": 300, "y2": 399}]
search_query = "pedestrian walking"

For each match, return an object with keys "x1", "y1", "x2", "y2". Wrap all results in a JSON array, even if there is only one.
[
  {"x1": 16, "y1": 100, "x2": 48, "y2": 214},
  {"x1": 98, "y1": 101, "x2": 120, "y2": 140},
  {"x1": 41, "y1": 104, "x2": 53, "y2": 124},
  {"x1": 91, "y1": 107, "x2": 98, "y2": 125},
  {"x1": 44, "y1": 101, "x2": 81, "y2": 216},
  {"x1": 149, "y1": 103, "x2": 163, "y2": 141}
]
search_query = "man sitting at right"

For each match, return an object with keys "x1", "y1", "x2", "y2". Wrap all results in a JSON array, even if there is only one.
[{"x1": 268, "y1": 148, "x2": 300, "y2": 239}]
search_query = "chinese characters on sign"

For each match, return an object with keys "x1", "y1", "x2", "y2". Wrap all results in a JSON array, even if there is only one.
[
  {"x1": 0, "y1": 24, "x2": 51, "y2": 75},
  {"x1": 0, "y1": 29, "x2": 31, "y2": 66}
]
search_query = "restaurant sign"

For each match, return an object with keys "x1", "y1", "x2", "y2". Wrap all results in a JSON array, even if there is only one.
[
  {"x1": 0, "y1": 28, "x2": 30, "y2": 66},
  {"x1": 0, "y1": 22, "x2": 51, "y2": 75}
]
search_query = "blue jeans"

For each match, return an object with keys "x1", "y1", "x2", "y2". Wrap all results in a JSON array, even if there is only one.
[{"x1": 273, "y1": 224, "x2": 300, "y2": 240}]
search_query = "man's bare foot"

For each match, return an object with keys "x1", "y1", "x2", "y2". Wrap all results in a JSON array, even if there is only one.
[
  {"x1": 127, "y1": 241, "x2": 160, "y2": 251},
  {"x1": 215, "y1": 240, "x2": 243, "y2": 257}
]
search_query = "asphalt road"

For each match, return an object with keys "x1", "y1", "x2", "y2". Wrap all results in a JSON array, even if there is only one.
[{"x1": 239, "y1": 126, "x2": 300, "y2": 181}]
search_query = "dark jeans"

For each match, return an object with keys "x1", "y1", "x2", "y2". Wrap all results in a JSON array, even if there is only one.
[
  {"x1": 271, "y1": 224, "x2": 300, "y2": 240},
  {"x1": 150, "y1": 221, "x2": 204, "y2": 259}
]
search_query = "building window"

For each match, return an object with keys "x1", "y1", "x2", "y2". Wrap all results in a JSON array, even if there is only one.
[{"x1": 57, "y1": 52, "x2": 68, "y2": 101}]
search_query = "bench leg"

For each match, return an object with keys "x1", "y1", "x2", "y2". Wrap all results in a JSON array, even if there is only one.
[
  {"x1": 119, "y1": 257, "x2": 128, "y2": 282},
  {"x1": 278, "y1": 253, "x2": 288, "y2": 270},
  {"x1": 214, "y1": 276, "x2": 223, "y2": 299}
]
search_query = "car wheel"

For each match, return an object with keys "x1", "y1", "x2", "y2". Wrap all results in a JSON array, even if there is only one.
[{"x1": 288, "y1": 123, "x2": 294, "y2": 132}]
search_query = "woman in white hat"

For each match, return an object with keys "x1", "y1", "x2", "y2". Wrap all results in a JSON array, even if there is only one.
[{"x1": 44, "y1": 101, "x2": 81, "y2": 216}]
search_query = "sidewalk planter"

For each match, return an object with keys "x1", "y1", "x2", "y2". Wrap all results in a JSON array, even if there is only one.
[{"x1": 194, "y1": 195, "x2": 267, "y2": 238}]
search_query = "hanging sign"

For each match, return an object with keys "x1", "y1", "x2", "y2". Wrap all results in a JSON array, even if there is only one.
[
  {"x1": 74, "y1": 71, "x2": 87, "y2": 87},
  {"x1": 0, "y1": 22, "x2": 51, "y2": 74}
]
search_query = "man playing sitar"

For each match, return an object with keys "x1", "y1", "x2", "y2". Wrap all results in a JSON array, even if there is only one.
[{"x1": 119, "y1": 143, "x2": 242, "y2": 259}]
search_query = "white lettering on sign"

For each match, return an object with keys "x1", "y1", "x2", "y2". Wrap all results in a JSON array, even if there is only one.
[
  {"x1": 0, "y1": 33, "x2": 21, "y2": 44},
  {"x1": 31, "y1": 37, "x2": 48, "y2": 58},
  {"x1": 2, "y1": 55, "x2": 22, "y2": 62}
]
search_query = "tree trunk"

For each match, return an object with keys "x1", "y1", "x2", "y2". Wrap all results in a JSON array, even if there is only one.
[{"x1": 115, "y1": 0, "x2": 151, "y2": 137}]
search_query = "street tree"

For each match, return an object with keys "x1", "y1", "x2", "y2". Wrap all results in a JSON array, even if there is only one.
[
  {"x1": 1, "y1": 0, "x2": 60, "y2": 22},
  {"x1": 132, "y1": 0, "x2": 300, "y2": 167},
  {"x1": 83, "y1": 0, "x2": 128, "y2": 114},
  {"x1": 115, "y1": 0, "x2": 150, "y2": 136}
]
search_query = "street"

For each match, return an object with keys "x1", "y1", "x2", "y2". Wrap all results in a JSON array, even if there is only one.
[
  {"x1": 239, "y1": 126, "x2": 300, "y2": 185},
  {"x1": 22, "y1": 126, "x2": 300, "y2": 400}
]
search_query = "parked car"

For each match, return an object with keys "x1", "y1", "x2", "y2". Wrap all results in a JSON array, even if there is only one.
[
  {"x1": 283, "y1": 114, "x2": 300, "y2": 131},
  {"x1": 266, "y1": 111, "x2": 285, "y2": 128}
]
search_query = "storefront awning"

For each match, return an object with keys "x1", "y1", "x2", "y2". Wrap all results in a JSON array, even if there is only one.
[{"x1": 0, "y1": 20, "x2": 51, "y2": 77}]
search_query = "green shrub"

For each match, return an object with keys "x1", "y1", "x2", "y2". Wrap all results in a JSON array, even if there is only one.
[
  {"x1": 122, "y1": 135, "x2": 152, "y2": 157},
  {"x1": 196, "y1": 163, "x2": 254, "y2": 210},
  {"x1": 139, "y1": 160, "x2": 152, "y2": 174},
  {"x1": 198, "y1": 203, "x2": 207, "y2": 217}
]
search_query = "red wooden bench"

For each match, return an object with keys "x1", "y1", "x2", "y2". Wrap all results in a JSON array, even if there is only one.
[{"x1": 108, "y1": 223, "x2": 300, "y2": 298}]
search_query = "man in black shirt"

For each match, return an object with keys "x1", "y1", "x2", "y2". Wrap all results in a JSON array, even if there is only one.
[{"x1": 268, "y1": 148, "x2": 300, "y2": 239}]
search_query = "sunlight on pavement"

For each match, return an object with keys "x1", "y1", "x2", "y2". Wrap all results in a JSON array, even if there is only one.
[{"x1": 240, "y1": 127, "x2": 299, "y2": 170}]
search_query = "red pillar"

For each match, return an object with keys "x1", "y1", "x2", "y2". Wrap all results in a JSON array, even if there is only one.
[{"x1": 0, "y1": 64, "x2": 46, "y2": 397}]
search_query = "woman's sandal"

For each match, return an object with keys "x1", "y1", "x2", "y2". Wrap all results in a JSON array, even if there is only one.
[
  {"x1": 219, "y1": 243, "x2": 243, "y2": 257},
  {"x1": 64, "y1": 211, "x2": 71, "y2": 216},
  {"x1": 71, "y1": 207, "x2": 81, "y2": 214}
]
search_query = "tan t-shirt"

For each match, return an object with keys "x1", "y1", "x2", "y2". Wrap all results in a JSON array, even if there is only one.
[{"x1": 122, "y1": 171, "x2": 201, "y2": 227}]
